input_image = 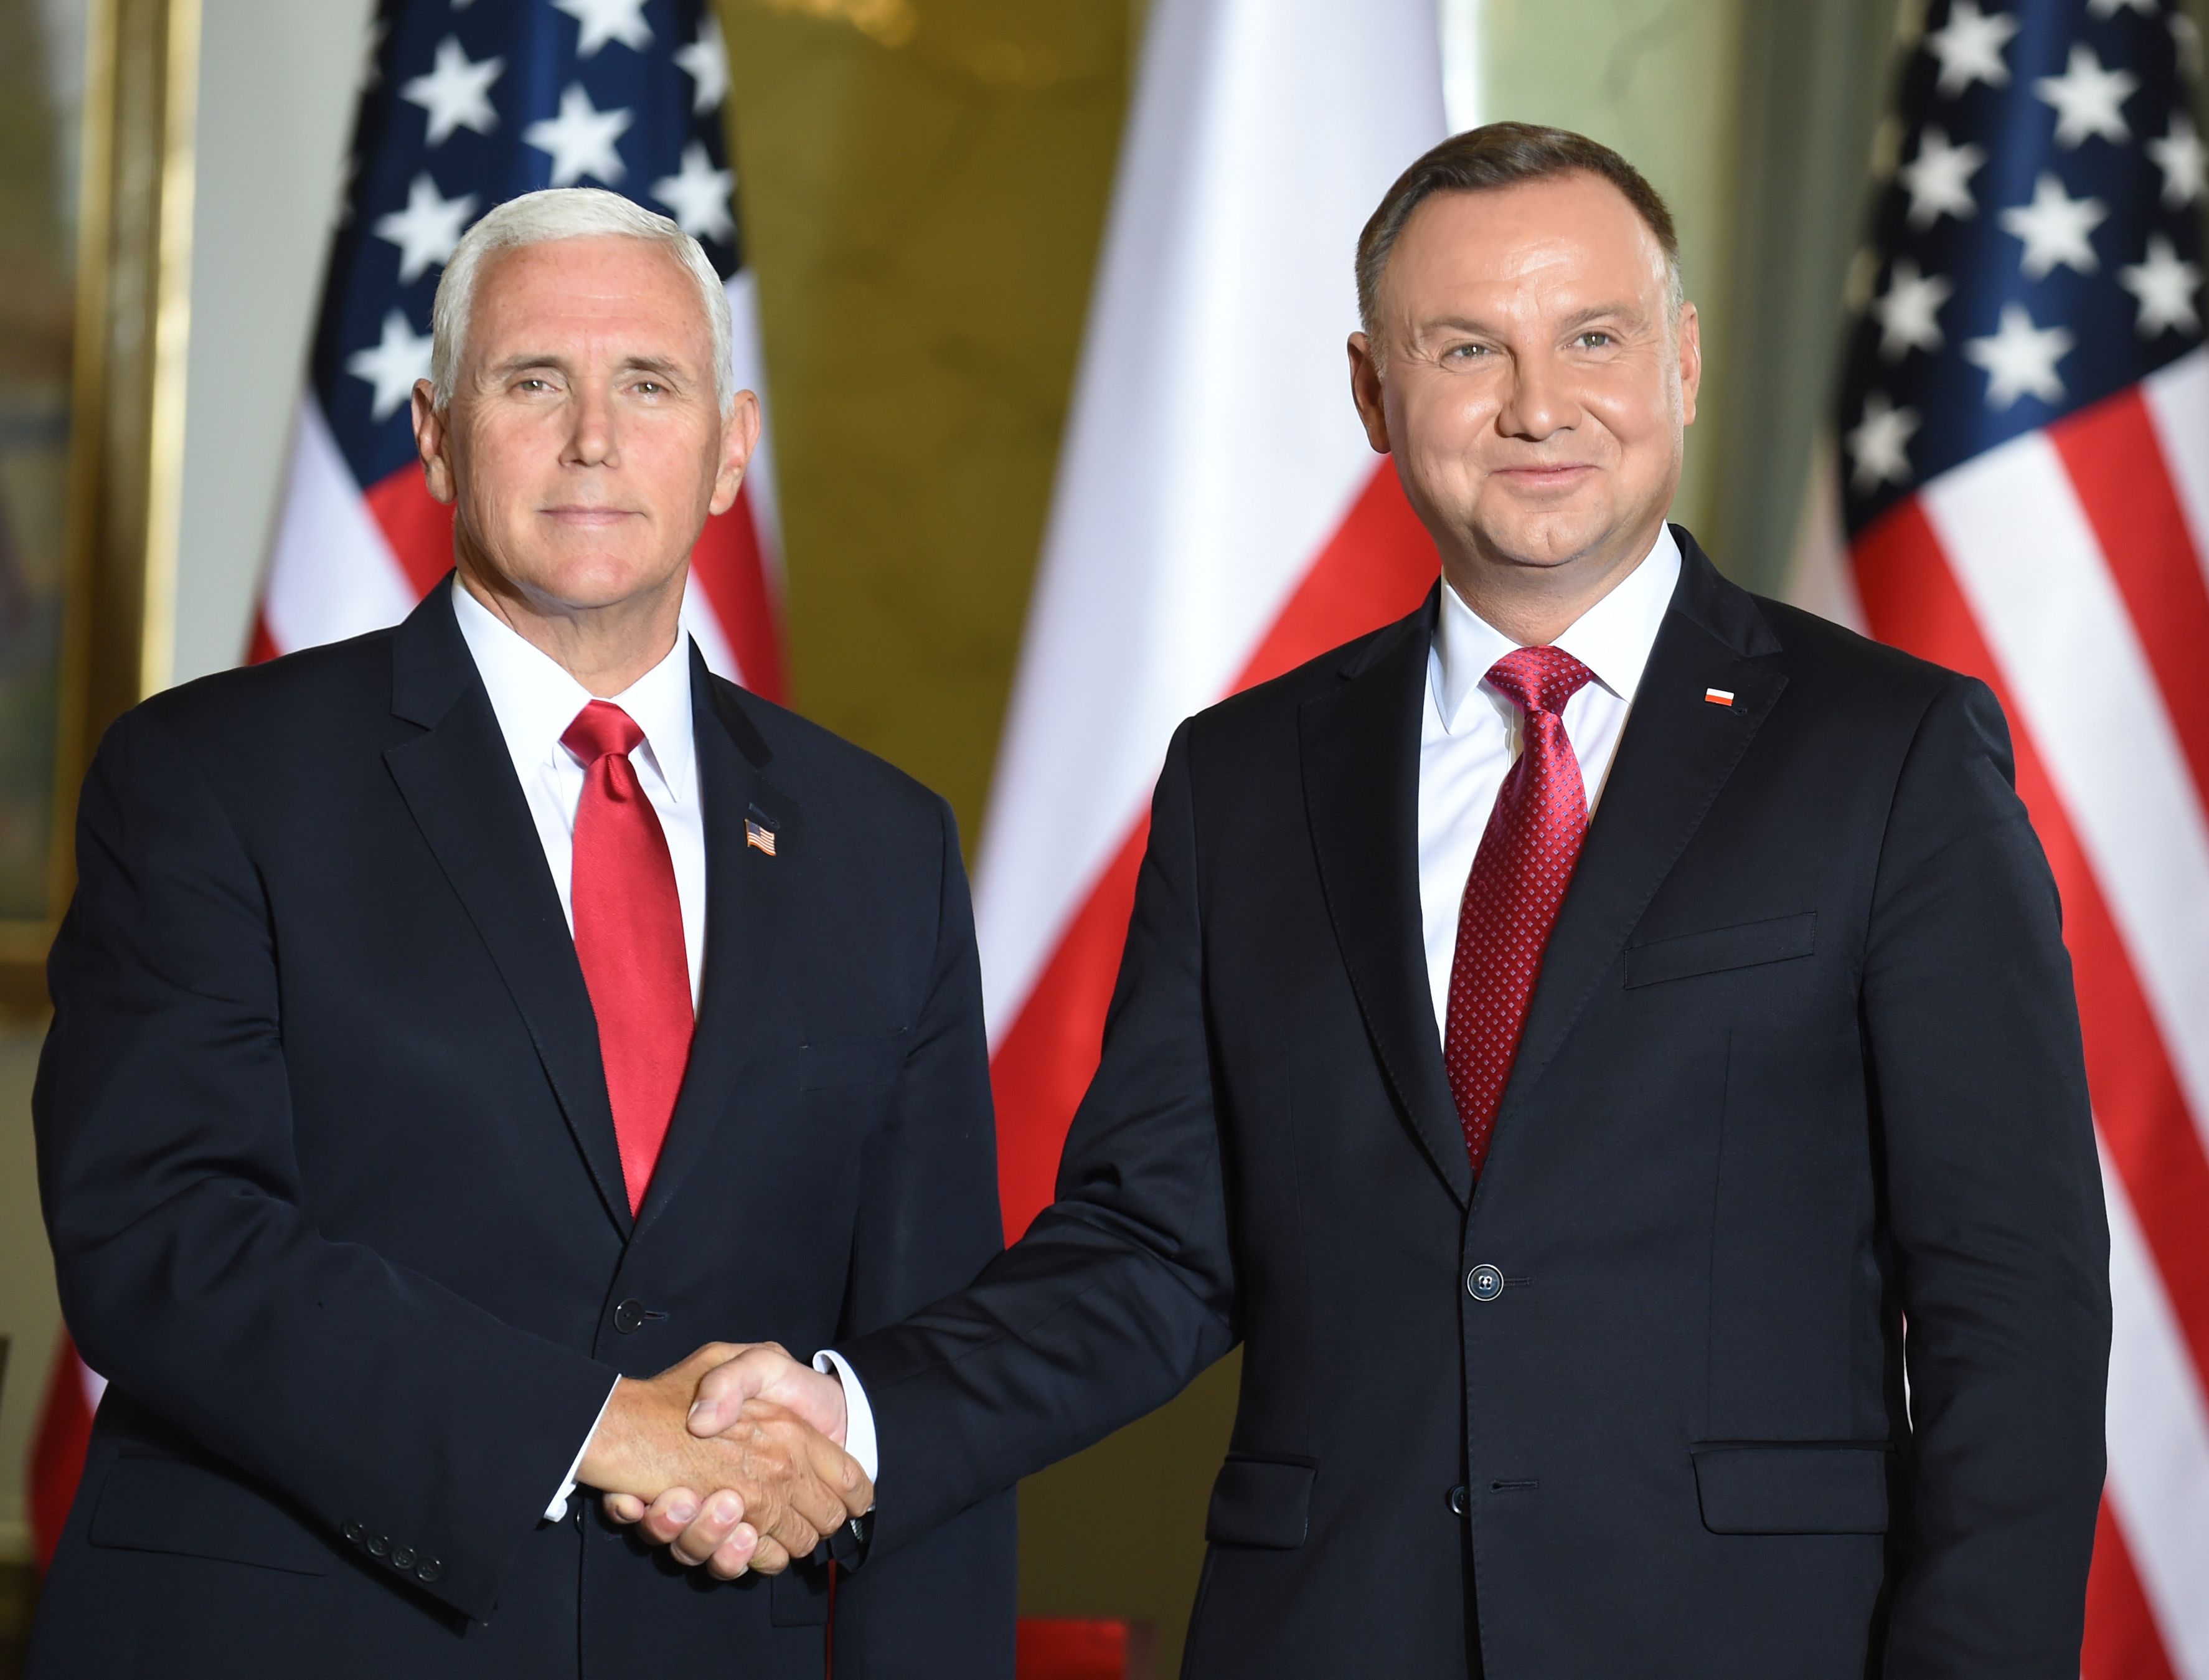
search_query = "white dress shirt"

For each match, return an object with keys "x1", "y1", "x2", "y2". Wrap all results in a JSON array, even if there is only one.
[
  {"x1": 1416, "y1": 526, "x2": 1680, "y2": 1036},
  {"x1": 450, "y1": 581, "x2": 882, "y2": 1520}
]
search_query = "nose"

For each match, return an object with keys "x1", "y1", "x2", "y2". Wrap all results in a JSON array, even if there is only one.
[
  {"x1": 1495, "y1": 348, "x2": 1576, "y2": 443},
  {"x1": 565, "y1": 382, "x2": 617, "y2": 467}
]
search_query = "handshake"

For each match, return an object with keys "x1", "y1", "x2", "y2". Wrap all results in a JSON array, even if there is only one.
[{"x1": 577, "y1": 1342, "x2": 862, "y2": 1580}]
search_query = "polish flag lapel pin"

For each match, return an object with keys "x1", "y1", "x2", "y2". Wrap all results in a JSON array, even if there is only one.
[{"x1": 1703, "y1": 687, "x2": 1736, "y2": 708}]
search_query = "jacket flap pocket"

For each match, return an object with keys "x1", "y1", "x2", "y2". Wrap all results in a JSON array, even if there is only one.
[
  {"x1": 1626, "y1": 913, "x2": 1818, "y2": 988},
  {"x1": 797, "y1": 1031, "x2": 909, "y2": 1090},
  {"x1": 1692, "y1": 1442, "x2": 1892, "y2": 1535},
  {"x1": 90, "y1": 1453, "x2": 334, "y2": 1575},
  {"x1": 1205, "y1": 1455, "x2": 1315, "y2": 1549}
]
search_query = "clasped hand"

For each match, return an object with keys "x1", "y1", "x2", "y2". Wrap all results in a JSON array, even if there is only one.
[{"x1": 582, "y1": 1342, "x2": 864, "y2": 1580}]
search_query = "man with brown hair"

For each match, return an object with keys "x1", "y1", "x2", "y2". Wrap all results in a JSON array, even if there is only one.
[{"x1": 672, "y1": 125, "x2": 2111, "y2": 1678}]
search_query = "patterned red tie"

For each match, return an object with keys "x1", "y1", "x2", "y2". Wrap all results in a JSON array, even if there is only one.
[
  {"x1": 562, "y1": 700, "x2": 694, "y2": 1214},
  {"x1": 1444, "y1": 646, "x2": 1595, "y2": 1175}
]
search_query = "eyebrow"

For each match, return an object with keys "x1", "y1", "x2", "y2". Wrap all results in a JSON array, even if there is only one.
[
  {"x1": 484, "y1": 353, "x2": 694, "y2": 382},
  {"x1": 1417, "y1": 300, "x2": 1650, "y2": 338}
]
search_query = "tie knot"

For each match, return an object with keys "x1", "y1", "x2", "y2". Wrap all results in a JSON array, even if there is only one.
[
  {"x1": 1485, "y1": 645, "x2": 1594, "y2": 719},
  {"x1": 562, "y1": 699, "x2": 645, "y2": 764}
]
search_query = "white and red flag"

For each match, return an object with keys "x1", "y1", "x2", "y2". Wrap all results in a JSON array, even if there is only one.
[
  {"x1": 978, "y1": 0, "x2": 1447, "y2": 1239},
  {"x1": 29, "y1": 0, "x2": 786, "y2": 1571},
  {"x1": 1795, "y1": 0, "x2": 2209, "y2": 1671}
]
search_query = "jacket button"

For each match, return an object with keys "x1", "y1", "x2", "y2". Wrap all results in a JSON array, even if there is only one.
[
  {"x1": 1466, "y1": 1263, "x2": 1504, "y2": 1302},
  {"x1": 341, "y1": 1521, "x2": 364, "y2": 1542},
  {"x1": 366, "y1": 1534, "x2": 390, "y2": 1557},
  {"x1": 392, "y1": 1547, "x2": 416, "y2": 1570},
  {"x1": 613, "y1": 1298, "x2": 648, "y2": 1334},
  {"x1": 417, "y1": 1557, "x2": 444, "y2": 1583},
  {"x1": 1448, "y1": 1484, "x2": 1470, "y2": 1517}
]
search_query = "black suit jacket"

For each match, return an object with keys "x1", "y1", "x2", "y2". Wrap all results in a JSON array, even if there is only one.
[
  {"x1": 30, "y1": 583, "x2": 1014, "y2": 1679},
  {"x1": 842, "y1": 531, "x2": 2110, "y2": 1679}
]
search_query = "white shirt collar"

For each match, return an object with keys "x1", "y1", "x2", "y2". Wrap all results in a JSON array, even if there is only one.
[
  {"x1": 1431, "y1": 524, "x2": 1682, "y2": 734},
  {"x1": 450, "y1": 577, "x2": 696, "y2": 803}
]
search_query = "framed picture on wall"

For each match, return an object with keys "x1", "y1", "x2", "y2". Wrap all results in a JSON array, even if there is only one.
[{"x1": 0, "y1": 0, "x2": 199, "y2": 1006}]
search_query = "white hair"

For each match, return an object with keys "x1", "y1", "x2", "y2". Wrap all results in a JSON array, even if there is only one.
[{"x1": 430, "y1": 187, "x2": 735, "y2": 415}]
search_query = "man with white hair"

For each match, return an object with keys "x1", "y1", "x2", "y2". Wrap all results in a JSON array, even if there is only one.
[{"x1": 29, "y1": 189, "x2": 1014, "y2": 1678}]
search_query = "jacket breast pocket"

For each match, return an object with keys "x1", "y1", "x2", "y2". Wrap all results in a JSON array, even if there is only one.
[
  {"x1": 796, "y1": 1029, "x2": 909, "y2": 1091},
  {"x1": 1204, "y1": 1454, "x2": 1316, "y2": 1549},
  {"x1": 1625, "y1": 912, "x2": 1818, "y2": 988},
  {"x1": 89, "y1": 1453, "x2": 334, "y2": 1575},
  {"x1": 1691, "y1": 1442, "x2": 1893, "y2": 1534}
]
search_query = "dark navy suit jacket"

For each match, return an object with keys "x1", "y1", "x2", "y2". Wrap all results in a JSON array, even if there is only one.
[
  {"x1": 842, "y1": 531, "x2": 2109, "y2": 1679},
  {"x1": 31, "y1": 581, "x2": 1014, "y2": 1678}
]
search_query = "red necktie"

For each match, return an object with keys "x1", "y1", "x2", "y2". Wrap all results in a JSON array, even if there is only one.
[
  {"x1": 562, "y1": 700, "x2": 694, "y2": 1214},
  {"x1": 1444, "y1": 646, "x2": 1595, "y2": 1175}
]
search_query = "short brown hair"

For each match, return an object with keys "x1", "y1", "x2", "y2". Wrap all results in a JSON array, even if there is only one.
[{"x1": 1355, "y1": 122, "x2": 1682, "y2": 337}]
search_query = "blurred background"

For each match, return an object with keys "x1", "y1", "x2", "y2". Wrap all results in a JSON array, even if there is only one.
[{"x1": 1, "y1": 0, "x2": 2205, "y2": 1673}]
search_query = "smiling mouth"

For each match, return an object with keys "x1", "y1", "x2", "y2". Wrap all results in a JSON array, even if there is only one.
[{"x1": 543, "y1": 506, "x2": 638, "y2": 525}]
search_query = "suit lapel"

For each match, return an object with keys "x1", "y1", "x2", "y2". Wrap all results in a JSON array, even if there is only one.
[
  {"x1": 631, "y1": 654, "x2": 794, "y2": 1241},
  {"x1": 382, "y1": 584, "x2": 633, "y2": 1236},
  {"x1": 1302, "y1": 593, "x2": 1473, "y2": 1209},
  {"x1": 1490, "y1": 530, "x2": 1788, "y2": 1140}
]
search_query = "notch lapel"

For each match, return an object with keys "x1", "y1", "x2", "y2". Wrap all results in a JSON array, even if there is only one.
[
  {"x1": 1489, "y1": 531, "x2": 1788, "y2": 1144},
  {"x1": 382, "y1": 585, "x2": 633, "y2": 1236},
  {"x1": 1302, "y1": 594, "x2": 1473, "y2": 1209},
  {"x1": 631, "y1": 653, "x2": 794, "y2": 1240}
]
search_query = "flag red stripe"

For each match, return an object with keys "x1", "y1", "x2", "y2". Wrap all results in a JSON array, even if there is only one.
[
  {"x1": 990, "y1": 463, "x2": 1437, "y2": 1238},
  {"x1": 246, "y1": 612, "x2": 280, "y2": 666},
  {"x1": 2082, "y1": 1496, "x2": 2180, "y2": 1680},
  {"x1": 2048, "y1": 389, "x2": 2209, "y2": 816},
  {"x1": 689, "y1": 484, "x2": 786, "y2": 702},
  {"x1": 28, "y1": 1333, "x2": 97, "y2": 1574},
  {"x1": 1853, "y1": 500, "x2": 2209, "y2": 1397},
  {"x1": 362, "y1": 465, "x2": 458, "y2": 598}
]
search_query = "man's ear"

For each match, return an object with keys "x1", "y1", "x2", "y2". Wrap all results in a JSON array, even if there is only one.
[
  {"x1": 709, "y1": 390, "x2": 763, "y2": 517},
  {"x1": 1347, "y1": 333, "x2": 1392, "y2": 455},
  {"x1": 412, "y1": 380, "x2": 457, "y2": 505},
  {"x1": 1675, "y1": 302, "x2": 1702, "y2": 428}
]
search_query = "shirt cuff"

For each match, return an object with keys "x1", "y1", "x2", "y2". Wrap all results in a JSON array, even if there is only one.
[
  {"x1": 814, "y1": 1351, "x2": 879, "y2": 1484},
  {"x1": 545, "y1": 1377, "x2": 621, "y2": 1522}
]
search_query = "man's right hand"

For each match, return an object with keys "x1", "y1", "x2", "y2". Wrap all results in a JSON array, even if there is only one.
[{"x1": 578, "y1": 1344, "x2": 871, "y2": 1579}]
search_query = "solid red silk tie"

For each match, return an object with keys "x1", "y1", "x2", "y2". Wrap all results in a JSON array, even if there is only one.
[
  {"x1": 1444, "y1": 646, "x2": 1595, "y2": 1176},
  {"x1": 562, "y1": 700, "x2": 694, "y2": 1214}
]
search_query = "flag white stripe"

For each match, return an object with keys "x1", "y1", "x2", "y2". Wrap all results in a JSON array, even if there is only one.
[
  {"x1": 2143, "y1": 347, "x2": 2209, "y2": 588},
  {"x1": 261, "y1": 397, "x2": 416, "y2": 655},
  {"x1": 972, "y1": 0, "x2": 1445, "y2": 1035},
  {"x1": 1920, "y1": 433, "x2": 2209, "y2": 1150},
  {"x1": 2102, "y1": 1140, "x2": 2209, "y2": 1679},
  {"x1": 681, "y1": 577, "x2": 740, "y2": 685}
]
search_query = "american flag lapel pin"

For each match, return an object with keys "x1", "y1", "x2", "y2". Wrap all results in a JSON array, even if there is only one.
[
  {"x1": 745, "y1": 811, "x2": 778, "y2": 856},
  {"x1": 1703, "y1": 687, "x2": 1736, "y2": 708}
]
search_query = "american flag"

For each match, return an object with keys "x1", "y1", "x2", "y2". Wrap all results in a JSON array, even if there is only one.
[
  {"x1": 29, "y1": 0, "x2": 789, "y2": 1574},
  {"x1": 253, "y1": 0, "x2": 786, "y2": 693},
  {"x1": 1827, "y1": 1, "x2": 2208, "y2": 1671}
]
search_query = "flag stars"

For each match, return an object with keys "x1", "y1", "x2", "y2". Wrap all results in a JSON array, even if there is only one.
[
  {"x1": 2033, "y1": 44, "x2": 2137, "y2": 149},
  {"x1": 1898, "y1": 126, "x2": 1985, "y2": 227},
  {"x1": 1998, "y1": 172, "x2": 2107, "y2": 278},
  {"x1": 524, "y1": 83, "x2": 633, "y2": 187},
  {"x1": 2086, "y1": 0, "x2": 2155, "y2": 16},
  {"x1": 374, "y1": 172, "x2": 479, "y2": 284},
  {"x1": 2119, "y1": 235, "x2": 2203, "y2": 337},
  {"x1": 553, "y1": 0, "x2": 653, "y2": 57},
  {"x1": 1964, "y1": 303, "x2": 2074, "y2": 409},
  {"x1": 2147, "y1": 115, "x2": 2207, "y2": 209},
  {"x1": 1872, "y1": 257, "x2": 1952, "y2": 358},
  {"x1": 1847, "y1": 392, "x2": 1921, "y2": 491},
  {"x1": 1924, "y1": 1, "x2": 2017, "y2": 98},
  {"x1": 652, "y1": 143, "x2": 736, "y2": 243},
  {"x1": 401, "y1": 37, "x2": 503, "y2": 146},
  {"x1": 675, "y1": 16, "x2": 730, "y2": 115},
  {"x1": 346, "y1": 310, "x2": 433, "y2": 422}
]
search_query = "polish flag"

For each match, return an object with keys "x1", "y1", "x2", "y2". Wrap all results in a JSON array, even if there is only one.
[{"x1": 979, "y1": 0, "x2": 1448, "y2": 1238}]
